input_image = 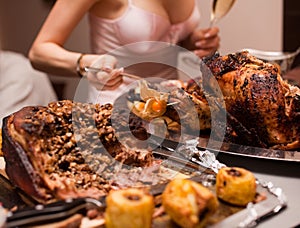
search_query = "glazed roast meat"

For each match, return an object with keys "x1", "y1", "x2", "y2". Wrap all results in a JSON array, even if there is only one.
[
  {"x1": 123, "y1": 51, "x2": 300, "y2": 150},
  {"x1": 200, "y1": 51, "x2": 300, "y2": 150},
  {"x1": 2, "y1": 100, "x2": 154, "y2": 203}
]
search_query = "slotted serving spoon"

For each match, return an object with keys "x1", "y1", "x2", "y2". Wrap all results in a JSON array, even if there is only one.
[{"x1": 210, "y1": 0, "x2": 237, "y2": 27}]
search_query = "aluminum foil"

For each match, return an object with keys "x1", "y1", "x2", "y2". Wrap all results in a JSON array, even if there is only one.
[{"x1": 176, "y1": 139, "x2": 288, "y2": 228}]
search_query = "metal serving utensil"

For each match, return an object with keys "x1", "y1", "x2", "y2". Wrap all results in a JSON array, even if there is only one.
[
  {"x1": 210, "y1": 0, "x2": 237, "y2": 27},
  {"x1": 84, "y1": 66, "x2": 142, "y2": 80},
  {"x1": 5, "y1": 197, "x2": 105, "y2": 227}
]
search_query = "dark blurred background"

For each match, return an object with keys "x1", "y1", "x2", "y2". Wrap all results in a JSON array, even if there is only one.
[{"x1": 284, "y1": 0, "x2": 300, "y2": 67}]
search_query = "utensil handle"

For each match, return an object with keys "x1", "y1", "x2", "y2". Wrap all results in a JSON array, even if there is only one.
[
  {"x1": 6, "y1": 197, "x2": 105, "y2": 227},
  {"x1": 84, "y1": 66, "x2": 141, "y2": 80},
  {"x1": 121, "y1": 72, "x2": 142, "y2": 80}
]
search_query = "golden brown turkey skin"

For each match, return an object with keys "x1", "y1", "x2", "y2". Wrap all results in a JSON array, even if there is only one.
[{"x1": 203, "y1": 51, "x2": 300, "y2": 150}]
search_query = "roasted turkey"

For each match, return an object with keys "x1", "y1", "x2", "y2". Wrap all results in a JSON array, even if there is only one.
[
  {"x1": 200, "y1": 51, "x2": 300, "y2": 150},
  {"x1": 125, "y1": 51, "x2": 300, "y2": 150}
]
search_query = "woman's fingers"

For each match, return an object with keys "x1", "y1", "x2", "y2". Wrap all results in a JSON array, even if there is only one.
[
  {"x1": 87, "y1": 54, "x2": 124, "y2": 90},
  {"x1": 204, "y1": 27, "x2": 219, "y2": 38},
  {"x1": 193, "y1": 27, "x2": 220, "y2": 58},
  {"x1": 88, "y1": 69, "x2": 123, "y2": 90},
  {"x1": 96, "y1": 54, "x2": 118, "y2": 70}
]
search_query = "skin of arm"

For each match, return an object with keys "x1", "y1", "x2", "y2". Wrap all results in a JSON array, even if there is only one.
[
  {"x1": 29, "y1": 0, "x2": 219, "y2": 87},
  {"x1": 29, "y1": 0, "x2": 97, "y2": 76},
  {"x1": 28, "y1": 0, "x2": 123, "y2": 89}
]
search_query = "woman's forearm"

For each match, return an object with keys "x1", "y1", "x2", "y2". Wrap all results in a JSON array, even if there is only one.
[
  {"x1": 29, "y1": 42, "x2": 101, "y2": 78},
  {"x1": 28, "y1": 42, "x2": 82, "y2": 77}
]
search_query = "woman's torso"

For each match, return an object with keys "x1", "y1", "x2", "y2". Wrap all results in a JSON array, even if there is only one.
[
  {"x1": 89, "y1": 0, "x2": 200, "y2": 48},
  {"x1": 87, "y1": 0, "x2": 200, "y2": 104}
]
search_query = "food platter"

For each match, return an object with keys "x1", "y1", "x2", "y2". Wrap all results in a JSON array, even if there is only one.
[
  {"x1": 113, "y1": 88, "x2": 300, "y2": 164},
  {"x1": 0, "y1": 110, "x2": 289, "y2": 227},
  {"x1": 115, "y1": 50, "x2": 300, "y2": 164},
  {"x1": 151, "y1": 133, "x2": 300, "y2": 163},
  {"x1": 0, "y1": 146, "x2": 287, "y2": 228}
]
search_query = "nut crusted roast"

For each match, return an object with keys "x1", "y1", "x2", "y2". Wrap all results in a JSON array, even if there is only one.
[
  {"x1": 202, "y1": 51, "x2": 300, "y2": 150},
  {"x1": 2, "y1": 100, "x2": 154, "y2": 203}
]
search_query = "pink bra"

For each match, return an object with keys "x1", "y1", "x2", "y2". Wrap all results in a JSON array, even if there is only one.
[
  {"x1": 88, "y1": 0, "x2": 200, "y2": 54},
  {"x1": 87, "y1": 0, "x2": 201, "y2": 104}
]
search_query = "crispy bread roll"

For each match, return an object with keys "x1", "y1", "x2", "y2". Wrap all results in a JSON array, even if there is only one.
[
  {"x1": 216, "y1": 167, "x2": 256, "y2": 206},
  {"x1": 105, "y1": 188, "x2": 154, "y2": 228},
  {"x1": 162, "y1": 179, "x2": 218, "y2": 228}
]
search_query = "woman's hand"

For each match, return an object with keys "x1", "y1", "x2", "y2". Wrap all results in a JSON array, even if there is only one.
[
  {"x1": 184, "y1": 27, "x2": 220, "y2": 58},
  {"x1": 86, "y1": 55, "x2": 124, "y2": 90}
]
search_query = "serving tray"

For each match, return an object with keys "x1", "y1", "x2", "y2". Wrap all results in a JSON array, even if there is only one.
[
  {"x1": 113, "y1": 88, "x2": 300, "y2": 163},
  {"x1": 0, "y1": 144, "x2": 287, "y2": 228},
  {"x1": 149, "y1": 132, "x2": 300, "y2": 163}
]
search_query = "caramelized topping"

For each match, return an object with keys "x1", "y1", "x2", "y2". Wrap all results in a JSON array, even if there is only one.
[
  {"x1": 125, "y1": 194, "x2": 141, "y2": 201},
  {"x1": 226, "y1": 168, "x2": 242, "y2": 177}
]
